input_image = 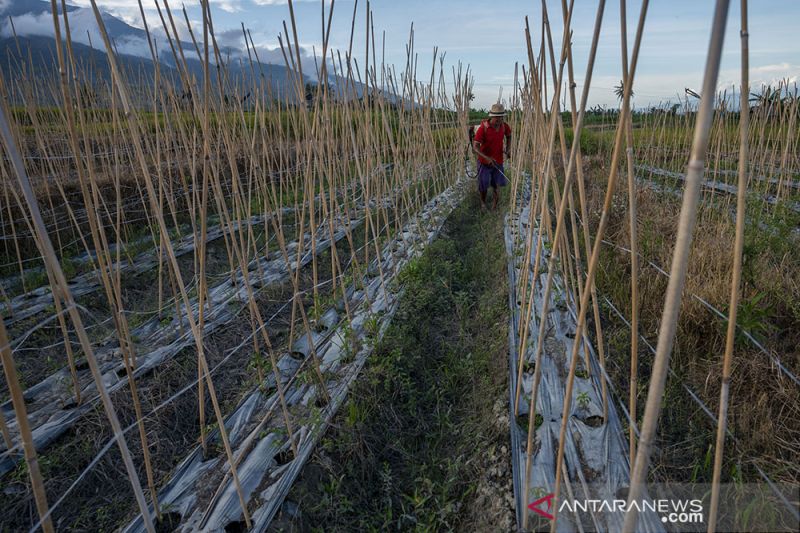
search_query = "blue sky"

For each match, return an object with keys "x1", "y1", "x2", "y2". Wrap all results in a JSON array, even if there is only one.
[{"x1": 42, "y1": 1, "x2": 800, "y2": 109}]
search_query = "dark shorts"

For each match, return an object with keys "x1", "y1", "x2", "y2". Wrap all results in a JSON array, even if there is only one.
[{"x1": 477, "y1": 163, "x2": 507, "y2": 193}]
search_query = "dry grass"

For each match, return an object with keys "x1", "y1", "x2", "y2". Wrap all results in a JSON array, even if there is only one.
[{"x1": 581, "y1": 155, "x2": 800, "y2": 486}]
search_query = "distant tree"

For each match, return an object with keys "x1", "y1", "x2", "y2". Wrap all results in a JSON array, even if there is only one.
[
  {"x1": 78, "y1": 83, "x2": 97, "y2": 108},
  {"x1": 223, "y1": 92, "x2": 251, "y2": 108},
  {"x1": 304, "y1": 82, "x2": 315, "y2": 105},
  {"x1": 179, "y1": 89, "x2": 193, "y2": 109},
  {"x1": 749, "y1": 86, "x2": 781, "y2": 107},
  {"x1": 614, "y1": 79, "x2": 633, "y2": 101},
  {"x1": 589, "y1": 104, "x2": 605, "y2": 115},
  {"x1": 747, "y1": 85, "x2": 787, "y2": 118}
]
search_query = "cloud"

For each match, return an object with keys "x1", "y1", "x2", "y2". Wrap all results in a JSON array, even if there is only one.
[
  {"x1": 216, "y1": 27, "x2": 246, "y2": 49},
  {"x1": 69, "y1": 0, "x2": 153, "y2": 23},
  {"x1": 1, "y1": 8, "x2": 107, "y2": 49},
  {"x1": 749, "y1": 63, "x2": 800, "y2": 91},
  {"x1": 66, "y1": 1, "x2": 235, "y2": 30},
  {"x1": 0, "y1": 1, "x2": 331, "y2": 81},
  {"x1": 0, "y1": 5, "x2": 170, "y2": 62},
  {"x1": 0, "y1": 11, "x2": 53, "y2": 39},
  {"x1": 247, "y1": 43, "x2": 324, "y2": 80},
  {"x1": 752, "y1": 62, "x2": 798, "y2": 74},
  {"x1": 213, "y1": 1, "x2": 244, "y2": 14},
  {"x1": 716, "y1": 63, "x2": 800, "y2": 96}
]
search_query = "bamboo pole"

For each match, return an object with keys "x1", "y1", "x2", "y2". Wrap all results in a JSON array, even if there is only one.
[
  {"x1": 619, "y1": 0, "x2": 641, "y2": 466},
  {"x1": 559, "y1": 0, "x2": 610, "y2": 426},
  {"x1": 542, "y1": 2, "x2": 595, "y2": 383},
  {"x1": 708, "y1": 1, "x2": 748, "y2": 530},
  {"x1": 0, "y1": 317, "x2": 53, "y2": 533},
  {"x1": 196, "y1": 0, "x2": 214, "y2": 459},
  {"x1": 58, "y1": 4, "x2": 163, "y2": 516},
  {"x1": 40, "y1": 3, "x2": 158, "y2": 531},
  {"x1": 0, "y1": 398, "x2": 12, "y2": 449},
  {"x1": 514, "y1": 2, "x2": 572, "y2": 417},
  {"x1": 522, "y1": 4, "x2": 594, "y2": 530}
]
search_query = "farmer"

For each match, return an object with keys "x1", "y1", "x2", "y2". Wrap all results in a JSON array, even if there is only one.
[{"x1": 472, "y1": 103, "x2": 511, "y2": 210}]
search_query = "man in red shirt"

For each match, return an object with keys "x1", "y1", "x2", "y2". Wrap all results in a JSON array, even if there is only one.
[{"x1": 472, "y1": 103, "x2": 511, "y2": 210}]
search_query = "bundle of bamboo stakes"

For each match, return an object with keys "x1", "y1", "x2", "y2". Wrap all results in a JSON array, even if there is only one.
[
  {"x1": 0, "y1": 0, "x2": 478, "y2": 530},
  {"x1": 503, "y1": 0, "x2": 797, "y2": 531}
]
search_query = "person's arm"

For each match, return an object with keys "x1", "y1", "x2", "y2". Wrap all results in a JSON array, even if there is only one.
[
  {"x1": 473, "y1": 140, "x2": 497, "y2": 165},
  {"x1": 504, "y1": 124, "x2": 512, "y2": 159}
]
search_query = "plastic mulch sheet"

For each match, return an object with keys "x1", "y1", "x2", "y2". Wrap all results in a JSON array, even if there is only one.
[
  {"x1": 123, "y1": 176, "x2": 470, "y2": 532},
  {"x1": 504, "y1": 177, "x2": 663, "y2": 533}
]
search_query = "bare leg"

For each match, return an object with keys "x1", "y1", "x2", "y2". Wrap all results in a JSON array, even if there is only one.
[
  {"x1": 480, "y1": 188, "x2": 488, "y2": 210},
  {"x1": 491, "y1": 186, "x2": 499, "y2": 210}
]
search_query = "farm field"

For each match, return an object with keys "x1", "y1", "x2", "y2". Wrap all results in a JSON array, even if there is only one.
[{"x1": 0, "y1": 1, "x2": 798, "y2": 532}]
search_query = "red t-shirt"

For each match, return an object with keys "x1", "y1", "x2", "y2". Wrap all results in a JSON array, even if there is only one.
[{"x1": 474, "y1": 120, "x2": 511, "y2": 165}]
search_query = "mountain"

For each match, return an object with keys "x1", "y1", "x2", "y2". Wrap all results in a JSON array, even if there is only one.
[
  {"x1": 0, "y1": 0, "x2": 80, "y2": 18},
  {"x1": 0, "y1": 0, "x2": 311, "y2": 105},
  {"x1": 1, "y1": 0, "x2": 398, "y2": 109}
]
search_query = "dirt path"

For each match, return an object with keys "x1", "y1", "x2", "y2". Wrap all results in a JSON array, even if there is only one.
[{"x1": 269, "y1": 191, "x2": 515, "y2": 531}]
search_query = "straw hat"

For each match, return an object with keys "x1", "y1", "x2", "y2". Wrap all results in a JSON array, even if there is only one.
[{"x1": 488, "y1": 103, "x2": 506, "y2": 117}]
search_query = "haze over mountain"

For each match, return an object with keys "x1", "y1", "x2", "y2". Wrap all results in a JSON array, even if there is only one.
[{"x1": 0, "y1": 0, "x2": 368, "y2": 105}]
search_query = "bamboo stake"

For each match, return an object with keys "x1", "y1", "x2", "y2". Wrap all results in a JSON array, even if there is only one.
[
  {"x1": 513, "y1": 3, "x2": 572, "y2": 419},
  {"x1": 0, "y1": 392, "x2": 12, "y2": 449},
  {"x1": 542, "y1": 3, "x2": 595, "y2": 382},
  {"x1": 74, "y1": 60, "x2": 166, "y2": 533},
  {"x1": 42, "y1": 3, "x2": 158, "y2": 531},
  {"x1": 522, "y1": 5, "x2": 599, "y2": 530},
  {"x1": 0, "y1": 318, "x2": 53, "y2": 533},
  {"x1": 708, "y1": 1, "x2": 748, "y2": 530},
  {"x1": 620, "y1": 0, "x2": 641, "y2": 465},
  {"x1": 83, "y1": 1, "x2": 252, "y2": 527},
  {"x1": 558, "y1": 0, "x2": 610, "y2": 426}
]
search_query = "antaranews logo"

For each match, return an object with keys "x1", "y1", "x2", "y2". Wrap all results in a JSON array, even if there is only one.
[
  {"x1": 527, "y1": 483, "x2": 799, "y2": 532},
  {"x1": 527, "y1": 494, "x2": 704, "y2": 525}
]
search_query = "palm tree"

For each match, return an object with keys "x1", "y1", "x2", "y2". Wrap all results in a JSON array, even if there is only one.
[
  {"x1": 614, "y1": 79, "x2": 633, "y2": 100},
  {"x1": 748, "y1": 85, "x2": 782, "y2": 116}
]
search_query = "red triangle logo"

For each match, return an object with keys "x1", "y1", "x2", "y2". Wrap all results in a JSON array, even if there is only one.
[{"x1": 528, "y1": 493, "x2": 555, "y2": 520}]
